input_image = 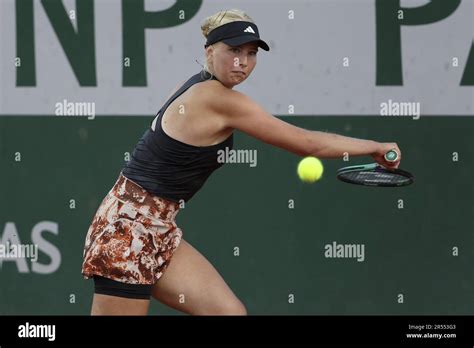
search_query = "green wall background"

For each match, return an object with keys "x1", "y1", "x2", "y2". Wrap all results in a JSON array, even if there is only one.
[{"x1": 0, "y1": 116, "x2": 472, "y2": 315}]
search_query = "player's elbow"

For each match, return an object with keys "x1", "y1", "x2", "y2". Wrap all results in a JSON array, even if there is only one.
[
  {"x1": 296, "y1": 146, "x2": 312, "y2": 157},
  {"x1": 303, "y1": 130, "x2": 337, "y2": 159},
  {"x1": 298, "y1": 130, "x2": 320, "y2": 157},
  {"x1": 277, "y1": 130, "x2": 313, "y2": 157}
]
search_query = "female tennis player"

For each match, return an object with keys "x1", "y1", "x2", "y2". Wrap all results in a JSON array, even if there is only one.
[{"x1": 81, "y1": 9, "x2": 401, "y2": 315}]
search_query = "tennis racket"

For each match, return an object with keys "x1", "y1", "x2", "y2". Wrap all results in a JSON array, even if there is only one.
[{"x1": 336, "y1": 149, "x2": 414, "y2": 187}]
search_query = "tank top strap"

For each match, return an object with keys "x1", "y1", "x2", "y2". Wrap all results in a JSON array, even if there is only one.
[{"x1": 152, "y1": 70, "x2": 219, "y2": 129}]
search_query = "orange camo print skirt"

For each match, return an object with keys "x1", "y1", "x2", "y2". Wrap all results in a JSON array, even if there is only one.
[{"x1": 81, "y1": 172, "x2": 183, "y2": 285}]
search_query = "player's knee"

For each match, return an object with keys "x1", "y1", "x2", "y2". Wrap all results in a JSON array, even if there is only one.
[
  {"x1": 217, "y1": 299, "x2": 247, "y2": 315},
  {"x1": 197, "y1": 299, "x2": 247, "y2": 315}
]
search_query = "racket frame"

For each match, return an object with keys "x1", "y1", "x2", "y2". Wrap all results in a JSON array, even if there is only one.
[{"x1": 336, "y1": 163, "x2": 414, "y2": 187}]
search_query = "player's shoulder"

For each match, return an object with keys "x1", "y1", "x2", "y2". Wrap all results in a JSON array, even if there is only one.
[{"x1": 195, "y1": 80, "x2": 253, "y2": 112}]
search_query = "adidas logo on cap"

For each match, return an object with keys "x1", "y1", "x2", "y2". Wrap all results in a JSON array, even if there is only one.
[{"x1": 243, "y1": 26, "x2": 256, "y2": 34}]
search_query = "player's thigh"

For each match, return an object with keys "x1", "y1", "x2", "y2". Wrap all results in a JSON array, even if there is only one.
[
  {"x1": 151, "y1": 238, "x2": 246, "y2": 315},
  {"x1": 91, "y1": 293, "x2": 150, "y2": 315}
]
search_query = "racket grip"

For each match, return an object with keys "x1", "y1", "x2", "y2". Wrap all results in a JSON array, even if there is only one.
[{"x1": 384, "y1": 149, "x2": 399, "y2": 162}]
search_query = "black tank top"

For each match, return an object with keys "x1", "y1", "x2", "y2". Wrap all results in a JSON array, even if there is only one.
[{"x1": 122, "y1": 70, "x2": 234, "y2": 203}]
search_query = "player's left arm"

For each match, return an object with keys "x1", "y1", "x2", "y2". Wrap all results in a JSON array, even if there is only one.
[{"x1": 213, "y1": 89, "x2": 399, "y2": 163}]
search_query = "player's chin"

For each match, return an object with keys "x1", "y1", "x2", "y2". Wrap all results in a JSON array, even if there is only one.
[
  {"x1": 232, "y1": 76, "x2": 246, "y2": 83},
  {"x1": 231, "y1": 79, "x2": 245, "y2": 87}
]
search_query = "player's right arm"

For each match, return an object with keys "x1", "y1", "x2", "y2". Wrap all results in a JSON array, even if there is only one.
[{"x1": 212, "y1": 89, "x2": 401, "y2": 167}]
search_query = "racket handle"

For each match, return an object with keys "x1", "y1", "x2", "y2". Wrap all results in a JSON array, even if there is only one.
[{"x1": 384, "y1": 149, "x2": 399, "y2": 162}]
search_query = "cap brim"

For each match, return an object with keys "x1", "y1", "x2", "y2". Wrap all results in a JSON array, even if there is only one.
[{"x1": 222, "y1": 35, "x2": 270, "y2": 51}]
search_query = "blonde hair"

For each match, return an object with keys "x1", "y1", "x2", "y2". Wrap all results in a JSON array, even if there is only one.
[{"x1": 200, "y1": 9, "x2": 255, "y2": 74}]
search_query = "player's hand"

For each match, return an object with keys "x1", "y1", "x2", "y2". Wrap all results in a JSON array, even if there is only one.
[{"x1": 371, "y1": 142, "x2": 401, "y2": 169}]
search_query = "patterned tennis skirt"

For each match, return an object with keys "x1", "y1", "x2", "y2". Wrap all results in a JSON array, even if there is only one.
[{"x1": 81, "y1": 172, "x2": 183, "y2": 285}]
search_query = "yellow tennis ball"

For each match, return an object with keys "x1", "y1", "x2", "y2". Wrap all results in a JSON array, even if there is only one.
[{"x1": 297, "y1": 156, "x2": 324, "y2": 183}]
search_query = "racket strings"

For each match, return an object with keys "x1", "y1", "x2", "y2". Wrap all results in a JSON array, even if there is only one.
[{"x1": 340, "y1": 171, "x2": 411, "y2": 185}]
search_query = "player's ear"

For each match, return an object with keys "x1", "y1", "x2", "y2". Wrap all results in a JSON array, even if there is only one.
[
  {"x1": 206, "y1": 44, "x2": 216, "y2": 65},
  {"x1": 205, "y1": 44, "x2": 214, "y2": 56},
  {"x1": 205, "y1": 45, "x2": 212, "y2": 62}
]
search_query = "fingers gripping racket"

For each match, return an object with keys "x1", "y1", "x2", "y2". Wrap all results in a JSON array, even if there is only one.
[{"x1": 336, "y1": 150, "x2": 414, "y2": 187}]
